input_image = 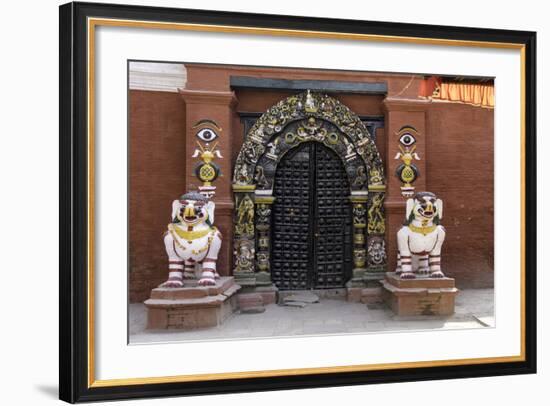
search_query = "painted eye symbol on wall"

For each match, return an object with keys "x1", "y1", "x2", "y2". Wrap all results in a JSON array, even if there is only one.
[
  {"x1": 398, "y1": 133, "x2": 416, "y2": 146},
  {"x1": 196, "y1": 128, "x2": 218, "y2": 142}
]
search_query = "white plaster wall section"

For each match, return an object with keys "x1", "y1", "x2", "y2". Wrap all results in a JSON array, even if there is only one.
[{"x1": 129, "y1": 61, "x2": 187, "y2": 92}]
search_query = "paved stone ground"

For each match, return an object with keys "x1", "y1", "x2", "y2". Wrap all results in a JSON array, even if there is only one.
[{"x1": 129, "y1": 288, "x2": 494, "y2": 344}]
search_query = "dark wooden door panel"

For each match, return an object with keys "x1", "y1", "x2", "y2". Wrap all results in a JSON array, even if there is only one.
[
  {"x1": 313, "y1": 144, "x2": 352, "y2": 288},
  {"x1": 272, "y1": 145, "x2": 312, "y2": 290},
  {"x1": 272, "y1": 142, "x2": 352, "y2": 290}
]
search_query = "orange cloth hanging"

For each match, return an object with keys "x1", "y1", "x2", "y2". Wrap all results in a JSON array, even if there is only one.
[
  {"x1": 435, "y1": 81, "x2": 494, "y2": 108},
  {"x1": 419, "y1": 76, "x2": 494, "y2": 108}
]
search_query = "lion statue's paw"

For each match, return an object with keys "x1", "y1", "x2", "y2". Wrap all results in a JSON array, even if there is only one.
[
  {"x1": 198, "y1": 270, "x2": 216, "y2": 286},
  {"x1": 160, "y1": 279, "x2": 184, "y2": 288},
  {"x1": 198, "y1": 277, "x2": 216, "y2": 286},
  {"x1": 400, "y1": 272, "x2": 416, "y2": 280}
]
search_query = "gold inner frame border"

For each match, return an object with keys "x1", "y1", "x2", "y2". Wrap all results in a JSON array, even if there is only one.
[{"x1": 86, "y1": 16, "x2": 527, "y2": 388}]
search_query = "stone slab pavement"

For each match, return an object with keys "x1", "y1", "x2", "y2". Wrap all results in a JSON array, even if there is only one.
[{"x1": 129, "y1": 288, "x2": 494, "y2": 344}]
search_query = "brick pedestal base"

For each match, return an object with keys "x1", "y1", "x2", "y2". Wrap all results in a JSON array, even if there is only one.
[
  {"x1": 347, "y1": 287, "x2": 384, "y2": 304},
  {"x1": 144, "y1": 277, "x2": 240, "y2": 329},
  {"x1": 382, "y1": 272, "x2": 458, "y2": 316}
]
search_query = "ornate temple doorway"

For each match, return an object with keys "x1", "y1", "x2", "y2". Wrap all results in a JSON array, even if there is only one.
[
  {"x1": 232, "y1": 91, "x2": 387, "y2": 291},
  {"x1": 271, "y1": 142, "x2": 353, "y2": 290}
]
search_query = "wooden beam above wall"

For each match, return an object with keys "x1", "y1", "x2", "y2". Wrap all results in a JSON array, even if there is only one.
[{"x1": 230, "y1": 76, "x2": 388, "y2": 94}]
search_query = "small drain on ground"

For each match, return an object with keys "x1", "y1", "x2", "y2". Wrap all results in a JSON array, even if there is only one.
[{"x1": 279, "y1": 293, "x2": 320, "y2": 307}]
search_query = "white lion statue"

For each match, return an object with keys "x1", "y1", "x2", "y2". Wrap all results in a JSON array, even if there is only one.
[
  {"x1": 396, "y1": 191, "x2": 446, "y2": 279},
  {"x1": 160, "y1": 191, "x2": 222, "y2": 287}
]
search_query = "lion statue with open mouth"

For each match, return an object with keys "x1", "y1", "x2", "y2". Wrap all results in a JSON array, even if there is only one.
[
  {"x1": 160, "y1": 191, "x2": 222, "y2": 287},
  {"x1": 396, "y1": 191, "x2": 446, "y2": 280}
]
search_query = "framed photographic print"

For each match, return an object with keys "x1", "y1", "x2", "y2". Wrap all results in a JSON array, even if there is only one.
[{"x1": 59, "y1": 1, "x2": 537, "y2": 403}]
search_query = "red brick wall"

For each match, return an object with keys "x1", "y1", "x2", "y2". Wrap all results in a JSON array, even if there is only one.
[
  {"x1": 129, "y1": 90, "x2": 186, "y2": 302},
  {"x1": 425, "y1": 103, "x2": 494, "y2": 288}
]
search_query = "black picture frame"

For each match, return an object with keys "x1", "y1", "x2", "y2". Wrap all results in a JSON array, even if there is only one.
[{"x1": 59, "y1": 1, "x2": 537, "y2": 403}]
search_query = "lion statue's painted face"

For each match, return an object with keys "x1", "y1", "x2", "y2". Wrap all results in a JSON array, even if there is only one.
[
  {"x1": 414, "y1": 194, "x2": 437, "y2": 219},
  {"x1": 406, "y1": 191, "x2": 443, "y2": 224},
  {"x1": 171, "y1": 192, "x2": 215, "y2": 227},
  {"x1": 177, "y1": 199, "x2": 208, "y2": 225}
]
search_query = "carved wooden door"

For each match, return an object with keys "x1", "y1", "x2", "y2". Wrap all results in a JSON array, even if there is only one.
[{"x1": 271, "y1": 142, "x2": 352, "y2": 290}]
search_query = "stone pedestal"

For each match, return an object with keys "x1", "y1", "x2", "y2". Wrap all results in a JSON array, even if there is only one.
[
  {"x1": 382, "y1": 272, "x2": 458, "y2": 316},
  {"x1": 145, "y1": 277, "x2": 241, "y2": 329}
]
